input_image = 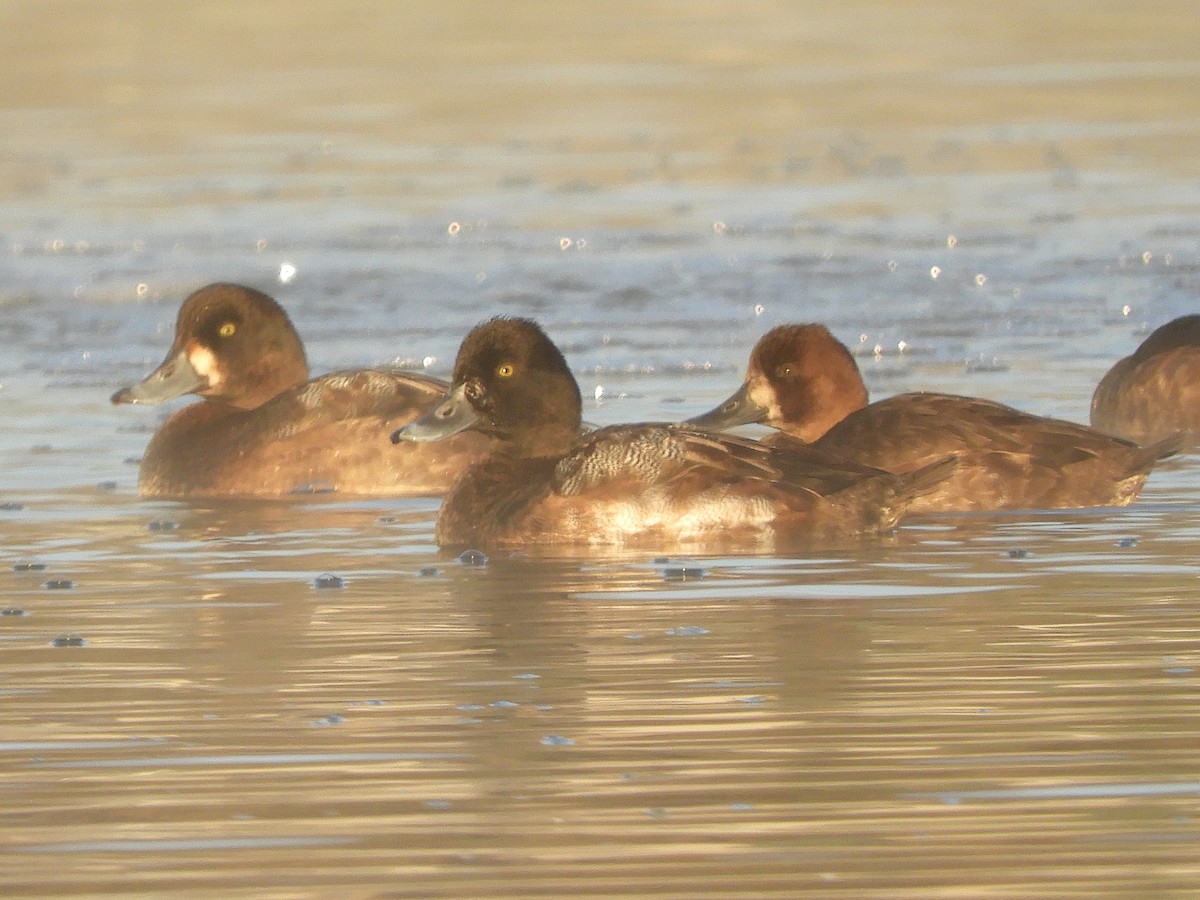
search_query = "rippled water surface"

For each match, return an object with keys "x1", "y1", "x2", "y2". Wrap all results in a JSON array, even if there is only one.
[{"x1": 3, "y1": 2, "x2": 1200, "y2": 896}]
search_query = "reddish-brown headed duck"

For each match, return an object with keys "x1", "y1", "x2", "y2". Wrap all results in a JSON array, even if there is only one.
[
  {"x1": 686, "y1": 323, "x2": 1180, "y2": 514},
  {"x1": 391, "y1": 317, "x2": 955, "y2": 550},
  {"x1": 112, "y1": 283, "x2": 487, "y2": 498},
  {"x1": 1091, "y1": 314, "x2": 1200, "y2": 446}
]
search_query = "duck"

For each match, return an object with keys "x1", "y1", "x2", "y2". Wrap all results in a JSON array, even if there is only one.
[
  {"x1": 684, "y1": 323, "x2": 1180, "y2": 514},
  {"x1": 390, "y1": 316, "x2": 955, "y2": 550},
  {"x1": 1090, "y1": 314, "x2": 1200, "y2": 445},
  {"x1": 112, "y1": 283, "x2": 487, "y2": 498}
]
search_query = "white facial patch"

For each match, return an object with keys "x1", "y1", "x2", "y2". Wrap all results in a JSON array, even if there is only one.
[{"x1": 188, "y1": 344, "x2": 222, "y2": 389}]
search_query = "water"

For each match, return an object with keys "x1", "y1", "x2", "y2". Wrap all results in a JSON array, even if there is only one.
[{"x1": 3, "y1": 2, "x2": 1200, "y2": 896}]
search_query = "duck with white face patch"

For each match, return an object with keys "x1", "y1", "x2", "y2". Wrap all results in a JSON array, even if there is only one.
[{"x1": 112, "y1": 283, "x2": 488, "y2": 499}]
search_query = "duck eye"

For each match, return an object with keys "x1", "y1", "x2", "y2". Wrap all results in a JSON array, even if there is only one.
[
  {"x1": 776, "y1": 363, "x2": 793, "y2": 378},
  {"x1": 496, "y1": 363, "x2": 514, "y2": 378},
  {"x1": 218, "y1": 322, "x2": 237, "y2": 338}
]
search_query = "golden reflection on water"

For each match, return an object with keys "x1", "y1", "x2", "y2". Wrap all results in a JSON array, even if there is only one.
[{"x1": 4, "y1": 1, "x2": 1200, "y2": 896}]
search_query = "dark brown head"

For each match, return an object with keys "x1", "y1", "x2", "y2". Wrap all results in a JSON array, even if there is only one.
[
  {"x1": 393, "y1": 317, "x2": 582, "y2": 455},
  {"x1": 686, "y1": 324, "x2": 869, "y2": 442},
  {"x1": 111, "y1": 283, "x2": 309, "y2": 411}
]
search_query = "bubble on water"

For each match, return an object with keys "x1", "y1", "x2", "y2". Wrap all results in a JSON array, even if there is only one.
[
  {"x1": 576, "y1": 238, "x2": 588, "y2": 249},
  {"x1": 312, "y1": 573, "x2": 346, "y2": 589},
  {"x1": 930, "y1": 266, "x2": 941, "y2": 280},
  {"x1": 594, "y1": 384, "x2": 604, "y2": 402},
  {"x1": 1142, "y1": 251, "x2": 1153, "y2": 265},
  {"x1": 873, "y1": 343, "x2": 884, "y2": 358},
  {"x1": 754, "y1": 303, "x2": 765, "y2": 316},
  {"x1": 51, "y1": 633, "x2": 87, "y2": 647},
  {"x1": 136, "y1": 283, "x2": 149, "y2": 298},
  {"x1": 540, "y1": 735, "x2": 574, "y2": 747},
  {"x1": 666, "y1": 625, "x2": 710, "y2": 636},
  {"x1": 1, "y1": 501, "x2": 24, "y2": 511},
  {"x1": 312, "y1": 715, "x2": 345, "y2": 727},
  {"x1": 456, "y1": 549, "x2": 489, "y2": 566},
  {"x1": 422, "y1": 356, "x2": 436, "y2": 369},
  {"x1": 1115, "y1": 537, "x2": 1138, "y2": 548},
  {"x1": 887, "y1": 259, "x2": 898, "y2": 272},
  {"x1": 1164, "y1": 253, "x2": 1174, "y2": 265},
  {"x1": 947, "y1": 235, "x2": 957, "y2": 249},
  {"x1": 278, "y1": 262, "x2": 297, "y2": 284},
  {"x1": 660, "y1": 566, "x2": 706, "y2": 581},
  {"x1": 418, "y1": 566, "x2": 442, "y2": 577},
  {"x1": 974, "y1": 273, "x2": 987, "y2": 286},
  {"x1": 424, "y1": 799, "x2": 452, "y2": 810},
  {"x1": 43, "y1": 579, "x2": 75, "y2": 590},
  {"x1": 255, "y1": 239, "x2": 268, "y2": 252},
  {"x1": 447, "y1": 221, "x2": 461, "y2": 235},
  {"x1": 559, "y1": 237, "x2": 572, "y2": 250},
  {"x1": 897, "y1": 340, "x2": 909, "y2": 353},
  {"x1": 1122, "y1": 305, "x2": 1132, "y2": 316},
  {"x1": 146, "y1": 519, "x2": 178, "y2": 532},
  {"x1": 2, "y1": 607, "x2": 27, "y2": 617},
  {"x1": 12, "y1": 561, "x2": 46, "y2": 572},
  {"x1": 490, "y1": 700, "x2": 519, "y2": 709},
  {"x1": 1005, "y1": 548, "x2": 1030, "y2": 560}
]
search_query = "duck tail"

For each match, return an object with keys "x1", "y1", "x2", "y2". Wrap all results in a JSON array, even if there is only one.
[
  {"x1": 850, "y1": 454, "x2": 959, "y2": 532},
  {"x1": 1142, "y1": 432, "x2": 1186, "y2": 463}
]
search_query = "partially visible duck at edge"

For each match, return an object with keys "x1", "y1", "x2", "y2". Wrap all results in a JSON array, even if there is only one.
[
  {"x1": 685, "y1": 323, "x2": 1180, "y2": 514},
  {"x1": 390, "y1": 316, "x2": 955, "y2": 550},
  {"x1": 1090, "y1": 314, "x2": 1200, "y2": 446},
  {"x1": 112, "y1": 283, "x2": 488, "y2": 498}
]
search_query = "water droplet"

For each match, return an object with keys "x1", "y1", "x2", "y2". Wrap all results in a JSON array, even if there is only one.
[
  {"x1": 754, "y1": 303, "x2": 765, "y2": 315},
  {"x1": 946, "y1": 235, "x2": 957, "y2": 249},
  {"x1": 312, "y1": 573, "x2": 346, "y2": 589},
  {"x1": 974, "y1": 273, "x2": 987, "y2": 286},
  {"x1": 930, "y1": 266, "x2": 941, "y2": 279},
  {"x1": 456, "y1": 549, "x2": 489, "y2": 566},
  {"x1": 1122, "y1": 304, "x2": 1132, "y2": 316},
  {"x1": 278, "y1": 262, "x2": 297, "y2": 284},
  {"x1": 666, "y1": 625, "x2": 710, "y2": 637},
  {"x1": 594, "y1": 384, "x2": 604, "y2": 402},
  {"x1": 660, "y1": 567, "x2": 706, "y2": 581},
  {"x1": 12, "y1": 561, "x2": 46, "y2": 572},
  {"x1": 135, "y1": 283, "x2": 149, "y2": 298}
]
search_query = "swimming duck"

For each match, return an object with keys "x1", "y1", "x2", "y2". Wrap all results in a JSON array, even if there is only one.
[
  {"x1": 685, "y1": 324, "x2": 1179, "y2": 513},
  {"x1": 390, "y1": 317, "x2": 955, "y2": 549},
  {"x1": 112, "y1": 283, "x2": 487, "y2": 498},
  {"x1": 1090, "y1": 314, "x2": 1200, "y2": 445}
]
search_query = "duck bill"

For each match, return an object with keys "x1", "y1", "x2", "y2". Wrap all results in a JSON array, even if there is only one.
[
  {"x1": 111, "y1": 348, "x2": 207, "y2": 405},
  {"x1": 684, "y1": 382, "x2": 768, "y2": 430},
  {"x1": 392, "y1": 384, "x2": 480, "y2": 443}
]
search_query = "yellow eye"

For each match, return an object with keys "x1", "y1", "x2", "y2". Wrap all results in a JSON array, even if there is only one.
[
  {"x1": 218, "y1": 322, "x2": 237, "y2": 338},
  {"x1": 497, "y1": 363, "x2": 514, "y2": 378}
]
